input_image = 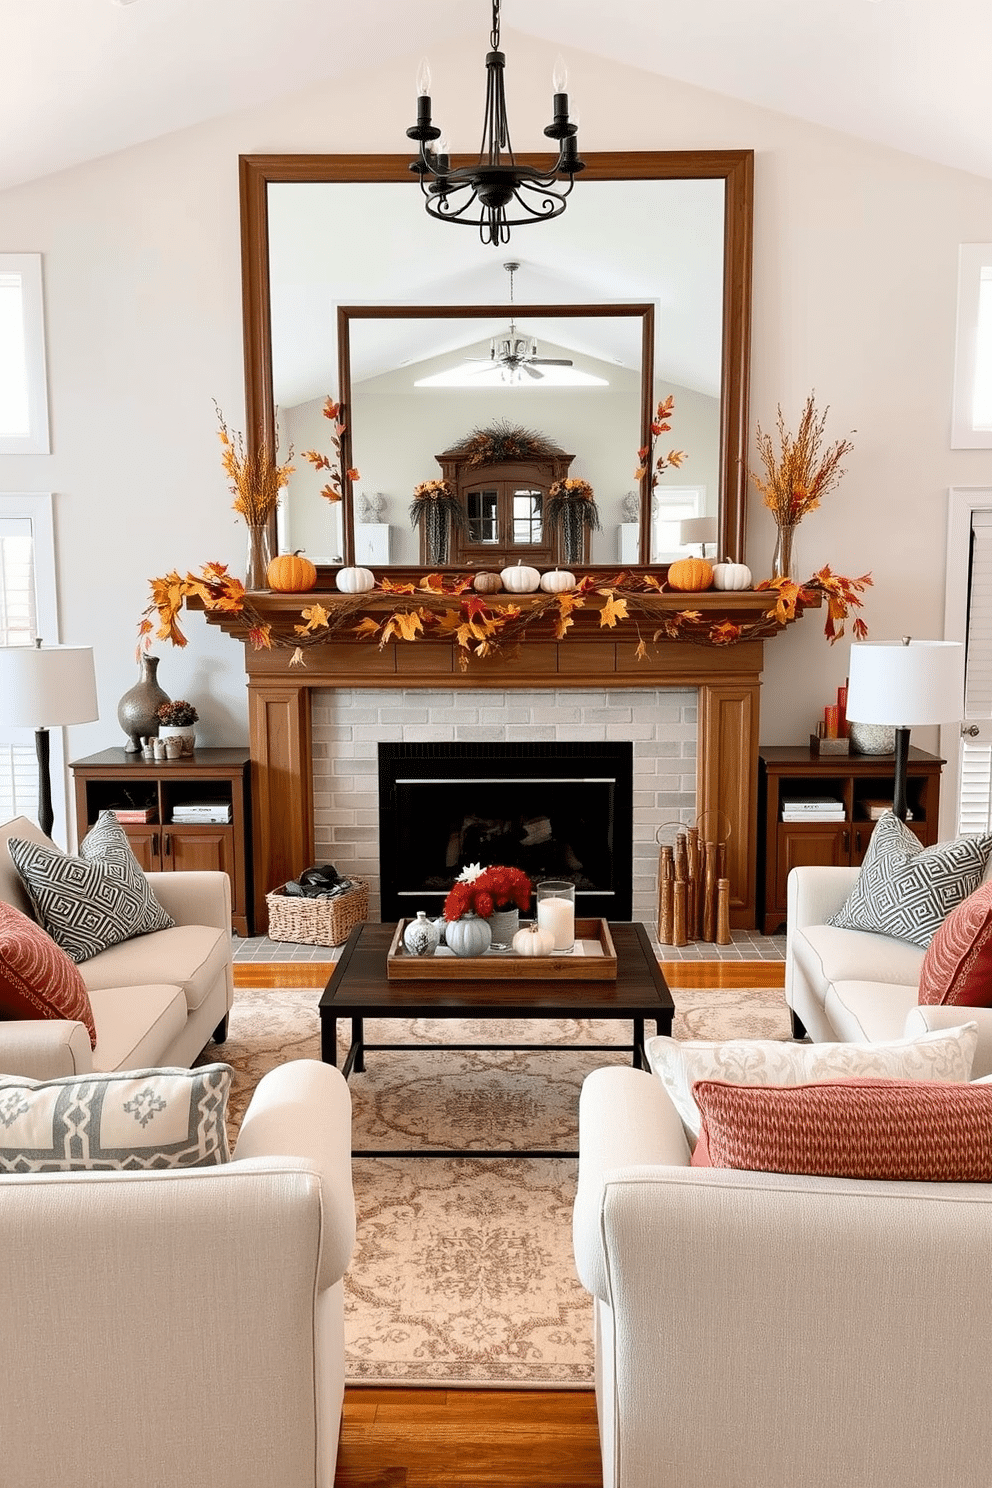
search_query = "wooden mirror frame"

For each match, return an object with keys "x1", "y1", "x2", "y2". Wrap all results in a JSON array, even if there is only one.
[{"x1": 239, "y1": 149, "x2": 753, "y2": 568}]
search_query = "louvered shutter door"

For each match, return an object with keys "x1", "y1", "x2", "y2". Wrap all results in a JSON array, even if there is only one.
[
  {"x1": 0, "y1": 517, "x2": 40, "y2": 823},
  {"x1": 959, "y1": 511, "x2": 992, "y2": 833}
]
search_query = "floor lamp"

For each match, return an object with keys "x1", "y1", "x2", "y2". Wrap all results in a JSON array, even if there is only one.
[
  {"x1": 845, "y1": 638, "x2": 964, "y2": 821},
  {"x1": 0, "y1": 641, "x2": 98, "y2": 839}
]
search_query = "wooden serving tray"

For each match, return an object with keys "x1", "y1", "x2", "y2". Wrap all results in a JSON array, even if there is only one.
[{"x1": 386, "y1": 917, "x2": 618, "y2": 980}]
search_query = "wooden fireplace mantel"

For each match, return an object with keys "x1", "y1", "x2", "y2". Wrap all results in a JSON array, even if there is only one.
[{"x1": 202, "y1": 584, "x2": 815, "y2": 933}]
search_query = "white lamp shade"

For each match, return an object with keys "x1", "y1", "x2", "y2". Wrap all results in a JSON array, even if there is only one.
[
  {"x1": 0, "y1": 645, "x2": 98, "y2": 728},
  {"x1": 846, "y1": 640, "x2": 964, "y2": 727},
  {"x1": 679, "y1": 517, "x2": 717, "y2": 545}
]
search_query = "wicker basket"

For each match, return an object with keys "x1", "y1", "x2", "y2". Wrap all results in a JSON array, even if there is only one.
[{"x1": 265, "y1": 878, "x2": 370, "y2": 947}]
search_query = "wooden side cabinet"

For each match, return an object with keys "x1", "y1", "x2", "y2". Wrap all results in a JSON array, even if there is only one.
[
  {"x1": 70, "y1": 748, "x2": 253, "y2": 937},
  {"x1": 757, "y1": 745, "x2": 945, "y2": 934}
]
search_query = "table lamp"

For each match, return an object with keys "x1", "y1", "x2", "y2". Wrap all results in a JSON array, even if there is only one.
[
  {"x1": 678, "y1": 517, "x2": 717, "y2": 558},
  {"x1": 845, "y1": 637, "x2": 964, "y2": 821},
  {"x1": 0, "y1": 640, "x2": 98, "y2": 838}
]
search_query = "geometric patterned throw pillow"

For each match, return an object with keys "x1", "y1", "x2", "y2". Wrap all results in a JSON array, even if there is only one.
[
  {"x1": 827, "y1": 810, "x2": 992, "y2": 949},
  {"x1": 7, "y1": 810, "x2": 173, "y2": 964},
  {"x1": 0, "y1": 1064, "x2": 231, "y2": 1172},
  {"x1": 0, "y1": 900, "x2": 97, "y2": 1048}
]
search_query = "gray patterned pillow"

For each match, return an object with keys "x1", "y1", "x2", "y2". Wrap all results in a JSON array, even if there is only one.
[
  {"x1": 0, "y1": 1064, "x2": 231, "y2": 1172},
  {"x1": 827, "y1": 811, "x2": 992, "y2": 949},
  {"x1": 8, "y1": 810, "x2": 173, "y2": 964}
]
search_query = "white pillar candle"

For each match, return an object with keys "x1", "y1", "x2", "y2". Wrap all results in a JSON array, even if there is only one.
[{"x1": 537, "y1": 895, "x2": 575, "y2": 951}]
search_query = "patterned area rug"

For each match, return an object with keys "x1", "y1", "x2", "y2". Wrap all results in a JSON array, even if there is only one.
[{"x1": 210, "y1": 983, "x2": 791, "y2": 1388}]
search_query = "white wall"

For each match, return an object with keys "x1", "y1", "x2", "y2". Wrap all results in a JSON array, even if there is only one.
[{"x1": 1, "y1": 29, "x2": 991, "y2": 804}]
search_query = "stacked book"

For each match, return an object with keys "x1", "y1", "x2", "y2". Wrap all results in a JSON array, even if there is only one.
[
  {"x1": 781, "y1": 796, "x2": 846, "y2": 823},
  {"x1": 171, "y1": 801, "x2": 232, "y2": 825},
  {"x1": 112, "y1": 805, "x2": 156, "y2": 824},
  {"x1": 862, "y1": 798, "x2": 914, "y2": 822}
]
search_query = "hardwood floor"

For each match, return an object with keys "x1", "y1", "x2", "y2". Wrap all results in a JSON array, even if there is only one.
[
  {"x1": 334, "y1": 1388, "x2": 603, "y2": 1487},
  {"x1": 236, "y1": 954, "x2": 785, "y2": 1484}
]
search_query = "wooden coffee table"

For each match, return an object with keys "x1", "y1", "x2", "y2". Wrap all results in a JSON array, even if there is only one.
[{"x1": 318, "y1": 920, "x2": 674, "y2": 1157}]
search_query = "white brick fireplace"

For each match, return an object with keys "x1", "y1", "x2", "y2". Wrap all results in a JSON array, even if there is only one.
[{"x1": 311, "y1": 686, "x2": 697, "y2": 929}]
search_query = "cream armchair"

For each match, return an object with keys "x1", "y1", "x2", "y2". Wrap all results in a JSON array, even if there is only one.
[
  {"x1": 0, "y1": 1060, "x2": 356, "y2": 1488},
  {"x1": 573, "y1": 1064, "x2": 992, "y2": 1488}
]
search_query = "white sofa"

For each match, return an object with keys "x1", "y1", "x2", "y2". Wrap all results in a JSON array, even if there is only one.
[
  {"x1": 573, "y1": 1062, "x2": 992, "y2": 1488},
  {"x1": 786, "y1": 861, "x2": 992, "y2": 1053},
  {"x1": 0, "y1": 1058, "x2": 356, "y2": 1488},
  {"x1": 0, "y1": 815, "x2": 233, "y2": 1075}
]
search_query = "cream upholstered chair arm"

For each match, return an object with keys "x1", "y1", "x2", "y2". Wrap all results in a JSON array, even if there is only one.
[
  {"x1": 145, "y1": 868, "x2": 231, "y2": 933},
  {"x1": 904, "y1": 1005, "x2": 992, "y2": 1079},
  {"x1": 573, "y1": 1066, "x2": 690, "y2": 1302},
  {"x1": 235, "y1": 1058, "x2": 356, "y2": 1290},
  {"x1": 0, "y1": 1019, "x2": 93, "y2": 1077}
]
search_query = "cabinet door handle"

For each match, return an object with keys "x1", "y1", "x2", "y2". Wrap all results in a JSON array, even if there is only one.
[
  {"x1": 164, "y1": 833, "x2": 171, "y2": 858},
  {"x1": 855, "y1": 829, "x2": 862, "y2": 854},
  {"x1": 842, "y1": 829, "x2": 849, "y2": 853}
]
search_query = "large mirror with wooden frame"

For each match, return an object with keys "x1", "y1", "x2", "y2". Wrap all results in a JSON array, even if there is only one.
[{"x1": 239, "y1": 150, "x2": 753, "y2": 572}]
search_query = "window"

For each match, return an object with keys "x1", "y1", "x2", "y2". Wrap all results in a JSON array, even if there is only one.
[
  {"x1": 951, "y1": 246, "x2": 992, "y2": 449},
  {"x1": 0, "y1": 495, "x2": 65, "y2": 835},
  {"x1": 0, "y1": 254, "x2": 50, "y2": 455}
]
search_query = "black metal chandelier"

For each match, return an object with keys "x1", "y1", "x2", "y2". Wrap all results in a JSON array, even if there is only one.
[{"x1": 406, "y1": 0, "x2": 584, "y2": 246}]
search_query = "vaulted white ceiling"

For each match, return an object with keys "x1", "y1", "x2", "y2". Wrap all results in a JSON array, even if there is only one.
[{"x1": 3, "y1": 0, "x2": 992, "y2": 193}]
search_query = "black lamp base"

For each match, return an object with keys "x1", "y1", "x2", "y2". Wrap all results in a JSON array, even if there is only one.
[
  {"x1": 35, "y1": 725, "x2": 53, "y2": 839},
  {"x1": 892, "y1": 726, "x2": 911, "y2": 821}
]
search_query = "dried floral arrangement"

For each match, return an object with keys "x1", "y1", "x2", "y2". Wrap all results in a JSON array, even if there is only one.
[
  {"x1": 443, "y1": 864, "x2": 532, "y2": 922},
  {"x1": 409, "y1": 479, "x2": 464, "y2": 527},
  {"x1": 444, "y1": 421, "x2": 568, "y2": 467},
  {"x1": 156, "y1": 699, "x2": 198, "y2": 727},
  {"x1": 300, "y1": 397, "x2": 360, "y2": 504},
  {"x1": 215, "y1": 402, "x2": 294, "y2": 526},
  {"x1": 752, "y1": 393, "x2": 855, "y2": 527},
  {"x1": 635, "y1": 395, "x2": 687, "y2": 490}
]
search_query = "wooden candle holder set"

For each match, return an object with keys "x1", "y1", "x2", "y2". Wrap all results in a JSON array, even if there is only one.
[{"x1": 657, "y1": 827, "x2": 732, "y2": 947}]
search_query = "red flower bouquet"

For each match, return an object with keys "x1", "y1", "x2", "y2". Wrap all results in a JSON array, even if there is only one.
[{"x1": 443, "y1": 865, "x2": 532, "y2": 922}]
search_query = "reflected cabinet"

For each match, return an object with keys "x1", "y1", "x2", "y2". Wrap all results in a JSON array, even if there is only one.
[{"x1": 428, "y1": 451, "x2": 585, "y2": 570}]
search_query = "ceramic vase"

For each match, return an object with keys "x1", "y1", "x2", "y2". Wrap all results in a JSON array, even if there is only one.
[
  {"x1": 402, "y1": 911, "x2": 441, "y2": 957},
  {"x1": 488, "y1": 908, "x2": 520, "y2": 949},
  {"x1": 117, "y1": 655, "x2": 170, "y2": 754}
]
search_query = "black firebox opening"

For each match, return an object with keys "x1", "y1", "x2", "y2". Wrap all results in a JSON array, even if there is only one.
[{"x1": 378, "y1": 742, "x2": 633, "y2": 923}]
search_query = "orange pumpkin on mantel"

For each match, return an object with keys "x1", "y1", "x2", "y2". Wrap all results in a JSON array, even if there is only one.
[
  {"x1": 266, "y1": 550, "x2": 317, "y2": 593},
  {"x1": 666, "y1": 556, "x2": 714, "y2": 592}
]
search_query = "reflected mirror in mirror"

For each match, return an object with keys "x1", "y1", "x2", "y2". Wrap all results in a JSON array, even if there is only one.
[{"x1": 246, "y1": 152, "x2": 753, "y2": 569}]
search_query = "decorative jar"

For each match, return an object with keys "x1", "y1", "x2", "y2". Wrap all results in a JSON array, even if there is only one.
[{"x1": 402, "y1": 911, "x2": 442, "y2": 958}]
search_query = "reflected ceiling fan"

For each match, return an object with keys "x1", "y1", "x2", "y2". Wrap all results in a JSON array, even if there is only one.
[{"x1": 467, "y1": 262, "x2": 573, "y2": 381}]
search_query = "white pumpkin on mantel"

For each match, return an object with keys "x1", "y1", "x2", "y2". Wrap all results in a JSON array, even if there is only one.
[
  {"x1": 712, "y1": 559, "x2": 752, "y2": 592},
  {"x1": 500, "y1": 561, "x2": 541, "y2": 594},
  {"x1": 335, "y1": 565, "x2": 375, "y2": 594},
  {"x1": 539, "y1": 569, "x2": 577, "y2": 594}
]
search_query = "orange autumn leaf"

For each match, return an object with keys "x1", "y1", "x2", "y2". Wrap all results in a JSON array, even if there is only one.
[
  {"x1": 634, "y1": 636, "x2": 649, "y2": 661},
  {"x1": 553, "y1": 611, "x2": 575, "y2": 641},
  {"x1": 346, "y1": 468, "x2": 361, "y2": 482},
  {"x1": 461, "y1": 594, "x2": 493, "y2": 623},
  {"x1": 289, "y1": 646, "x2": 306, "y2": 668},
  {"x1": 419, "y1": 573, "x2": 447, "y2": 593},
  {"x1": 353, "y1": 617, "x2": 382, "y2": 640},
  {"x1": 598, "y1": 591, "x2": 629, "y2": 628},
  {"x1": 294, "y1": 603, "x2": 330, "y2": 634},
  {"x1": 246, "y1": 623, "x2": 272, "y2": 650},
  {"x1": 710, "y1": 621, "x2": 743, "y2": 645},
  {"x1": 322, "y1": 399, "x2": 340, "y2": 422},
  {"x1": 378, "y1": 577, "x2": 417, "y2": 594},
  {"x1": 303, "y1": 450, "x2": 332, "y2": 471},
  {"x1": 320, "y1": 485, "x2": 342, "y2": 504}
]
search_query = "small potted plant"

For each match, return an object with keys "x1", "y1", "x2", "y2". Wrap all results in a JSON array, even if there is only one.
[{"x1": 155, "y1": 699, "x2": 199, "y2": 757}]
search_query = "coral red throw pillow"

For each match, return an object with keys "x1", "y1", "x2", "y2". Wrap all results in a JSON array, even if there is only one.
[
  {"x1": 918, "y1": 881, "x2": 992, "y2": 1006},
  {"x1": 0, "y1": 901, "x2": 97, "y2": 1048},
  {"x1": 693, "y1": 1077, "x2": 992, "y2": 1181}
]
